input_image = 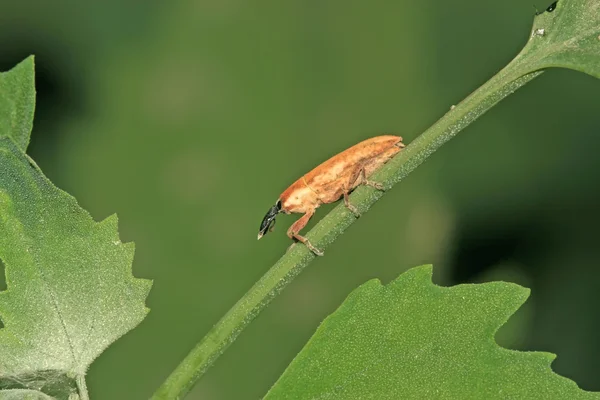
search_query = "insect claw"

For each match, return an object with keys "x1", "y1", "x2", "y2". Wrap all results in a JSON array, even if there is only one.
[
  {"x1": 365, "y1": 180, "x2": 385, "y2": 191},
  {"x1": 306, "y1": 240, "x2": 324, "y2": 256},
  {"x1": 346, "y1": 203, "x2": 361, "y2": 218},
  {"x1": 287, "y1": 238, "x2": 324, "y2": 256}
]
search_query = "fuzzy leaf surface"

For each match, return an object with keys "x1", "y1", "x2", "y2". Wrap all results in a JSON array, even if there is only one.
[
  {"x1": 520, "y1": 0, "x2": 600, "y2": 78},
  {"x1": 266, "y1": 266, "x2": 599, "y2": 399},
  {"x1": 0, "y1": 57, "x2": 35, "y2": 152},
  {"x1": 0, "y1": 138, "x2": 151, "y2": 398}
]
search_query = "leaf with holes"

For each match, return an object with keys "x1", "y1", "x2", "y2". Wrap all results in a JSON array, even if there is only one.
[
  {"x1": 0, "y1": 138, "x2": 151, "y2": 398},
  {"x1": 265, "y1": 266, "x2": 599, "y2": 399},
  {"x1": 0, "y1": 57, "x2": 35, "y2": 152},
  {"x1": 518, "y1": 0, "x2": 600, "y2": 78}
]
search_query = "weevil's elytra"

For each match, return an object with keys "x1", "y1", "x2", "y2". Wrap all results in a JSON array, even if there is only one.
[{"x1": 258, "y1": 135, "x2": 405, "y2": 256}]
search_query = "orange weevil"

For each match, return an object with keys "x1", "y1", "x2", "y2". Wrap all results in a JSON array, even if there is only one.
[{"x1": 258, "y1": 135, "x2": 405, "y2": 256}]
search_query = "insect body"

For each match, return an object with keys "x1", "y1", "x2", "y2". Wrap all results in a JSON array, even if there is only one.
[{"x1": 258, "y1": 135, "x2": 405, "y2": 256}]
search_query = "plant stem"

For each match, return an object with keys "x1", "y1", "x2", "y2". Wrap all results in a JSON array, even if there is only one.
[
  {"x1": 76, "y1": 375, "x2": 89, "y2": 400},
  {"x1": 151, "y1": 58, "x2": 543, "y2": 400},
  {"x1": 379, "y1": 68, "x2": 544, "y2": 189}
]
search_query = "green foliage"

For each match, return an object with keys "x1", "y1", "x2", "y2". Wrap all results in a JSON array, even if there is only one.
[
  {"x1": 521, "y1": 0, "x2": 600, "y2": 78},
  {"x1": 0, "y1": 0, "x2": 599, "y2": 397},
  {"x1": 0, "y1": 61, "x2": 151, "y2": 399},
  {"x1": 266, "y1": 266, "x2": 598, "y2": 399},
  {"x1": 0, "y1": 57, "x2": 35, "y2": 152},
  {"x1": 154, "y1": 1, "x2": 600, "y2": 397}
]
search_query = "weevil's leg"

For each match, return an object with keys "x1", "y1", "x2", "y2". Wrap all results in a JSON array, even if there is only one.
[
  {"x1": 358, "y1": 166, "x2": 385, "y2": 191},
  {"x1": 293, "y1": 235, "x2": 323, "y2": 257},
  {"x1": 342, "y1": 186, "x2": 361, "y2": 218},
  {"x1": 342, "y1": 164, "x2": 388, "y2": 218},
  {"x1": 286, "y1": 210, "x2": 324, "y2": 256},
  {"x1": 342, "y1": 166, "x2": 364, "y2": 217},
  {"x1": 268, "y1": 218, "x2": 276, "y2": 232}
]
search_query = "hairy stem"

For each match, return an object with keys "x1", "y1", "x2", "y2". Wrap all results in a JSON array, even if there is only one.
[
  {"x1": 76, "y1": 375, "x2": 89, "y2": 400},
  {"x1": 151, "y1": 57, "x2": 542, "y2": 400}
]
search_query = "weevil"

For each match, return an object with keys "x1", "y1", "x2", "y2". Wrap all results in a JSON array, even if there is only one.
[{"x1": 258, "y1": 135, "x2": 405, "y2": 256}]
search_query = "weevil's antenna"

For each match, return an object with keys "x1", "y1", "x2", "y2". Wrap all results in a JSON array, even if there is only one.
[{"x1": 257, "y1": 200, "x2": 282, "y2": 240}]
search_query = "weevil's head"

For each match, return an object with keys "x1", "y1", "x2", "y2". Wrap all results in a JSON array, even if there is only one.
[{"x1": 258, "y1": 200, "x2": 282, "y2": 240}]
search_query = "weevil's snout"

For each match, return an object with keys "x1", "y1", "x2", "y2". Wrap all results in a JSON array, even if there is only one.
[{"x1": 258, "y1": 200, "x2": 282, "y2": 240}]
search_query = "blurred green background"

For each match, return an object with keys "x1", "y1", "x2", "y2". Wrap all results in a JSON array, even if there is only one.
[{"x1": 1, "y1": 0, "x2": 599, "y2": 399}]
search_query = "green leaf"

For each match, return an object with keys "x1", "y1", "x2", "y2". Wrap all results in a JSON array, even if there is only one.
[
  {"x1": 0, "y1": 57, "x2": 36, "y2": 152},
  {"x1": 0, "y1": 138, "x2": 152, "y2": 398},
  {"x1": 519, "y1": 0, "x2": 600, "y2": 78},
  {"x1": 0, "y1": 390, "x2": 54, "y2": 400},
  {"x1": 266, "y1": 265, "x2": 599, "y2": 399}
]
